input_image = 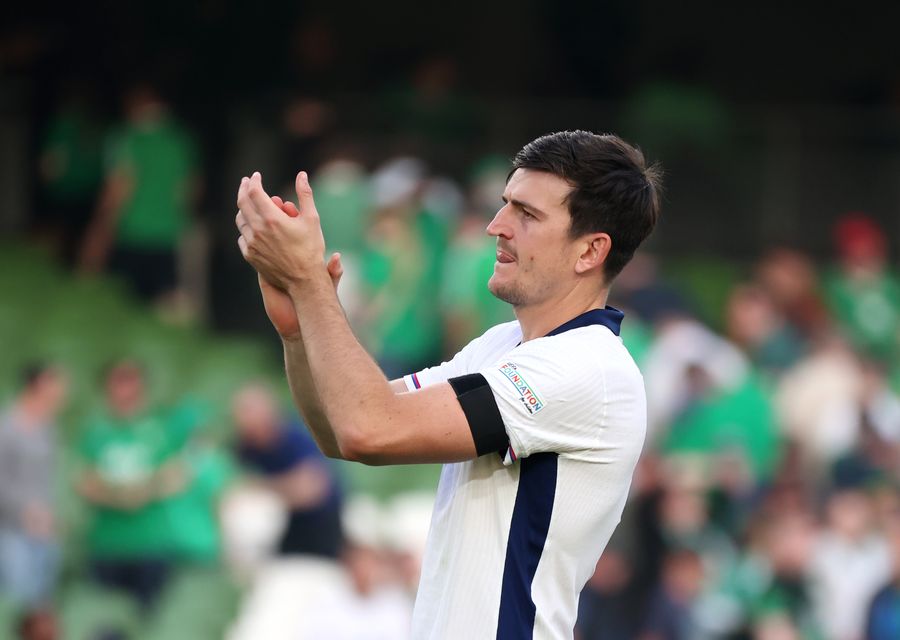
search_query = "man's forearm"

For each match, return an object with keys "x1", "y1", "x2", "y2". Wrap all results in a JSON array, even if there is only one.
[
  {"x1": 287, "y1": 269, "x2": 398, "y2": 460},
  {"x1": 282, "y1": 333, "x2": 342, "y2": 457}
]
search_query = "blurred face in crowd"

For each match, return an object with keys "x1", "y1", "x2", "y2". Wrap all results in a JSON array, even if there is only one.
[
  {"x1": 753, "y1": 614, "x2": 801, "y2": 640},
  {"x1": 766, "y1": 513, "x2": 815, "y2": 575},
  {"x1": 343, "y1": 544, "x2": 385, "y2": 597},
  {"x1": 26, "y1": 367, "x2": 69, "y2": 419},
  {"x1": 124, "y1": 84, "x2": 164, "y2": 122},
  {"x1": 834, "y1": 215, "x2": 887, "y2": 274},
  {"x1": 18, "y1": 609, "x2": 57, "y2": 640},
  {"x1": 487, "y1": 169, "x2": 587, "y2": 307},
  {"x1": 662, "y1": 550, "x2": 704, "y2": 603},
  {"x1": 105, "y1": 363, "x2": 145, "y2": 419},
  {"x1": 232, "y1": 385, "x2": 280, "y2": 447},
  {"x1": 826, "y1": 489, "x2": 874, "y2": 540},
  {"x1": 726, "y1": 284, "x2": 780, "y2": 348},
  {"x1": 659, "y1": 485, "x2": 709, "y2": 536},
  {"x1": 585, "y1": 547, "x2": 631, "y2": 594},
  {"x1": 756, "y1": 249, "x2": 817, "y2": 309}
]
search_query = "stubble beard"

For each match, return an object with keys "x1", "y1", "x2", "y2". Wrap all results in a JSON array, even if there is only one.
[{"x1": 488, "y1": 274, "x2": 533, "y2": 307}]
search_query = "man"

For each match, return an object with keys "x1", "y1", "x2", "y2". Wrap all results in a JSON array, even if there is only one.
[
  {"x1": 235, "y1": 130, "x2": 661, "y2": 638},
  {"x1": 76, "y1": 360, "x2": 191, "y2": 608},
  {"x1": 233, "y1": 383, "x2": 344, "y2": 559},
  {"x1": 0, "y1": 364, "x2": 68, "y2": 606},
  {"x1": 79, "y1": 83, "x2": 199, "y2": 304}
]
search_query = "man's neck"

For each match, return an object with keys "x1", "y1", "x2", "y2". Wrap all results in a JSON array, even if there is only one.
[{"x1": 514, "y1": 286, "x2": 610, "y2": 342}]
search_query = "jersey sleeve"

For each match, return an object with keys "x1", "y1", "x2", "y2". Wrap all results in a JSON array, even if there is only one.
[
  {"x1": 477, "y1": 337, "x2": 611, "y2": 463},
  {"x1": 401, "y1": 325, "x2": 503, "y2": 390},
  {"x1": 402, "y1": 352, "x2": 468, "y2": 391}
]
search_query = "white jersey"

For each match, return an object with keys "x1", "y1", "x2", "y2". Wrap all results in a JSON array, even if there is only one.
[{"x1": 402, "y1": 308, "x2": 647, "y2": 639}]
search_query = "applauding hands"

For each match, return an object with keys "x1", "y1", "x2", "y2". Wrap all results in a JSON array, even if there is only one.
[{"x1": 236, "y1": 171, "x2": 343, "y2": 338}]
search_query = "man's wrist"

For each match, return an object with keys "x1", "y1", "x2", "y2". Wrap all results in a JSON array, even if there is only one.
[{"x1": 286, "y1": 264, "x2": 332, "y2": 301}]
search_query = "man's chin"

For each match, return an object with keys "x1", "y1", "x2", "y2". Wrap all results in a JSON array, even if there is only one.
[{"x1": 488, "y1": 278, "x2": 526, "y2": 306}]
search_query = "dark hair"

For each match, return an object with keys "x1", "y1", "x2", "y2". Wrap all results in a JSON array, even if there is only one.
[
  {"x1": 511, "y1": 130, "x2": 662, "y2": 281},
  {"x1": 20, "y1": 362, "x2": 54, "y2": 390}
]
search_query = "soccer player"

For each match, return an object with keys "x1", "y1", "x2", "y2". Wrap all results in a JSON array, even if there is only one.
[{"x1": 235, "y1": 130, "x2": 661, "y2": 639}]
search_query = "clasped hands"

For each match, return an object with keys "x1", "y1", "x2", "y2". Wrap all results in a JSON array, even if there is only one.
[
  {"x1": 235, "y1": 170, "x2": 331, "y2": 291},
  {"x1": 236, "y1": 171, "x2": 343, "y2": 339}
]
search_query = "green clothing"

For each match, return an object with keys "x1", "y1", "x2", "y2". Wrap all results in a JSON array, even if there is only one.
[
  {"x1": 663, "y1": 374, "x2": 780, "y2": 481},
  {"x1": 79, "y1": 409, "x2": 186, "y2": 558},
  {"x1": 618, "y1": 318, "x2": 653, "y2": 368},
  {"x1": 313, "y1": 172, "x2": 369, "y2": 256},
  {"x1": 622, "y1": 82, "x2": 732, "y2": 153},
  {"x1": 41, "y1": 109, "x2": 103, "y2": 201},
  {"x1": 105, "y1": 117, "x2": 197, "y2": 249},
  {"x1": 441, "y1": 233, "x2": 514, "y2": 342},
  {"x1": 163, "y1": 447, "x2": 234, "y2": 563},
  {"x1": 714, "y1": 554, "x2": 825, "y2": 640},
  {"x1": 825, "y1": 270, "x2": 900, "y2": 359},
  {"x1": 363, "y1": 210, "x2": 449, "y2": 366}
]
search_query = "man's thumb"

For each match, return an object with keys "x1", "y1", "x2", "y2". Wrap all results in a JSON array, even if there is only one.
[
  {"x1": 327, "y1": 252, "x2": 344, "y2": 284},
  {"x1": 295, "y1": 171, "x2": 318, "y2": 216}
]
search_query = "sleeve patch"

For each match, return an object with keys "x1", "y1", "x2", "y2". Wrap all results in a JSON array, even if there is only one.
[{"x1": 498, "y1": 362, "x2": 545, "y2": 415}]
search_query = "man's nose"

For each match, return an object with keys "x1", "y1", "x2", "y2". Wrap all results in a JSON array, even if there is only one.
[{"x1": 486, "y1": 206, "x2": 512, "y2": 238}]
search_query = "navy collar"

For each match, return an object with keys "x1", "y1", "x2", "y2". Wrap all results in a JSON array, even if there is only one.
[{"x1": 545, "y1": 306, "x2": 624, "y2": 337}]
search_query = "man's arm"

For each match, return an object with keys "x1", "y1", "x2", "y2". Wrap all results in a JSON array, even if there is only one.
[
  {"x1": 254, "y1": 198, "x2": 408, "y2": 455},
  {"x1": 237, "y1": 172, "x2": 484, "y2": 465},
  {"x1": 79, "y1": 170, "x2": 132, "y2": 272},
  {"x1": 280, "y1": 286, "x2": 456, "y2": 464},
  {"x1": 288, "y1": 270, "x2": 478, "y2": 464},
  {"x1": 282, "y1": 334, "x2": 341, "y2": 456},
  {"x1": 283, "y1": 337, "x2": 409, "y2": 456}
]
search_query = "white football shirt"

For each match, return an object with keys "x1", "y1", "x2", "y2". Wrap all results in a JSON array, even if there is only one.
[{"x1": 402, "y1": 308, "x2": 647, "y2": 639}]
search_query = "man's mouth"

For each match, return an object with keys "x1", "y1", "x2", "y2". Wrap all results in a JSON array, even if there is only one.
[{"x1": 496, "y1": 249, "x2": 516, "y2": 264}]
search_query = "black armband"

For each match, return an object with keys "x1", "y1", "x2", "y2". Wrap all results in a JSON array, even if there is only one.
[{"x1": 448, "y1": 373, "x2": 508, "y2": 457}]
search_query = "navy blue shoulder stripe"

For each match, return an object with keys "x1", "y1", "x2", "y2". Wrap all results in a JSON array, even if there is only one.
[{"x1": 496, "y1": 452, "x2": 559, "y2": 639}]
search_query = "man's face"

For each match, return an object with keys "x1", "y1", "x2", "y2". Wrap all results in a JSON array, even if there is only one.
[
  {"x1": 33, "y1": 368, "x2": 68, "y2": 417},
  {"x1": 486, "y1": 168, "x2": 581, "y2": 307},
  {"x1": 232, "y1": 386, "x2": 279, "y2": 447},
  {"x1": 105, "y1": 364, "x2": 145, "y2": 418}
]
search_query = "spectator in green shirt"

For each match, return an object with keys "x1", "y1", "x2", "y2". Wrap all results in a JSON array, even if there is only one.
[
  {"x1": 825, "y1": 213, "x2": 900, "y2": 362},
  {"x1": 80, "y1": 84, "x2": 200, "y2": 304},
  {"x1": 163, "y1": 437, "x2": 235, "y2": 565},
  {"x1": 360, "y1": 159, "x2": 448, "y2": 376},
  {"x1": 76, "y1": 360, "x2": 192, "y2": 609},
  {"x1": 37, "y1": 82, "x2": 104, "y2": 266}
]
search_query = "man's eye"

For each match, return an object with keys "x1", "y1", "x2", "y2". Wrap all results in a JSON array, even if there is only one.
[{"x1": 522, "y1": 210, "x2": 535, "y2": 219}]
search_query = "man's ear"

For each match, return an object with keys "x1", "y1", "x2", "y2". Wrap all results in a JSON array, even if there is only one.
[{"x1": 574, "y1": 233, "x2": 612, "y2": 275}]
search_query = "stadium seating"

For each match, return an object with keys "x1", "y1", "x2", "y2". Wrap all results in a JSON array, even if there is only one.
[{"x1": 0, "y1": 244, "x2": 441, "y2": 638}]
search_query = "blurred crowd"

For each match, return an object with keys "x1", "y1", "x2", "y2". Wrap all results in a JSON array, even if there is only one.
[
  {"x1": 4, "y1": 81, "x2": 900, "y2": 640},
  {"x1": 584, "y1": 218, "x2": 900, "y2": 640},
  {"x1": 0, "y1": 357, "x2": 426, "y2": 639}
]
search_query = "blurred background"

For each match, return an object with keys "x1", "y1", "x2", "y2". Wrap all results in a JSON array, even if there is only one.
[{"x1": 2, "y1": 1, "x2": 900, "y2": 639}]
